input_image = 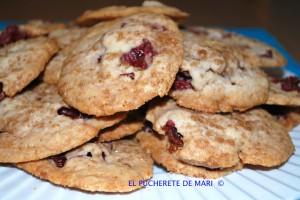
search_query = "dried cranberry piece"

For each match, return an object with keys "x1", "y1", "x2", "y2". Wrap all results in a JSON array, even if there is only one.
[
  {"x1": 97, "y1": 55, "x2": 102, "y2": 63},
  {"x1": 162, "y1": 120, "x2": 184, "y2": 152},
  {"x1": 120, "y1": 72, "x2": 135, "y2": 80},
  {"x1": 57, "y1": 107, "x2": 93, "y2": 119},
  {"x1": 0, "y1": 25, "x2": 28, "y2": 46},
  {"x1": 172, "y1": 70, "x2": 194, "y2": 90},
  {"x1": 101, "y1": 152, "x2": 106, "y2": 161},
  {"x1": 120, "y1": 38, "x2": 157, "y2": 70},
  {"x1": 259, "y1": 49, "x2": 273, "y2": 58},
  {"x1": 0, "y1": 82, "x2": 5, "y2": 100},
  {"x1": 143, "y1": 121, "x2": 155, "y2": 133},
  {"x1": 51, "y1": 155, "x2": 67, "y2": 168},
  {"x1": 150, "y1": 24, "x2": 167, "y2": 31},
  {"x1": 187, "y1": 28, "x2": 208, "y2": 36},
  {"x1": 86, "y1": 152, "x2": 92, "y2": 157},
  {"x1": 222, "y1": 33, "x2": 233, "y2": 39},
  {"x1": 272, "y1": 76, "x2": 300, "y2": 92}
]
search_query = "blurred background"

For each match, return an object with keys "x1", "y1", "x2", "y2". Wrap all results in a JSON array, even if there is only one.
[{"x1": 0, "y1": 0, "x2": 299, "y2": 63}]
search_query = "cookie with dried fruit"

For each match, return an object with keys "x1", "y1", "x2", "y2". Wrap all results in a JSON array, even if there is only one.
[
  {"x1": 146, "y1": 98, "x2": 294, "y2": 169},
  {"x1": 16, "y1": 139, "x2": 153, "y2": 193},
  {"x1": 0, "y1": 83, "x2": 126, "y2": 163},
  {"x1": 58, "y1": 13, "x2": 183, "y2": 116},
  {"x1": 0, "y1": 37, "x2": 58, "y2": 100}
]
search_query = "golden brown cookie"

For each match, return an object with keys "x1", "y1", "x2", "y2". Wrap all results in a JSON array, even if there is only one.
[
  {"x1": 146, "y1": 98, "x2": 294, "y2": 168},
  {"x1": 0, "y1": 37, "x2": 58, "y2": 99},
  {"x1": 136, "y1": 130, "x2": 243, "y2": 179},
  {"x1": 76, "y1": 1, "x2": 189, "y2": 26},
  {"x1": 0, "y1": 83, "x2": 126, "y2": 163},
  {"x1": 58, "y1": 13, "x2": 183, "y2": 116},
  {"x1": 183, "y1": 26, "x2": 287, "y2": 67},
  {"x1": 169, "y1": 34, "x2": 269, "y2": 113},
  {"x1": 16, "y1": 139, "x2": 153, "y2": 193}
]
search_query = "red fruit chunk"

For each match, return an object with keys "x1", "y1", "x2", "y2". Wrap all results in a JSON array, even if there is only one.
[
  {"x1": 259, "y1": 49, "x2": 273, "y2": 58},
  {"x1": 172, "y1": 71, "x2": 194, "y2": 90},
  {"x1": 120, "y1": 72, "x2": 135, "y2": 80},
  {"x1": 102, "y1": 152, "x2": 106, "y2": 161},
  {"x1": 51, "y1": 155, "x2": 67, "y2": 168},
  {"x1": 0, "y1": 25, "x2": 28, "y2": 46},
  {"x1": 120, "y1": 38, "x2": 157, "y2": 70},
  {"x1": 272, "y1": 76, "x2": 300, "y2": 92},
  {"x1": 0, "y1": 82, "x2": 5, "y2": 100},
  {"x1": 57, "y1": 107, "x2": 93, "y2": 119},
  {"x1": 162, "y1": 120, "x2": 184, "y2": 152}
]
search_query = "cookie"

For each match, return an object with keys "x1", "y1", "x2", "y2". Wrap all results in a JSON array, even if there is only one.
[
  {"x1": 58, "y1": 13, "x2": 183, "y2": 116},
  {"x1": 0, "y1": 37, "x2": 58, "y2": 99},
  {"x1": 99, "y1": 111, "x2": 143, "y2": 141},
  {"x1": 137, "y1": 130, "x2": 243, "y2": 179},
  {"x1": 0, "y1": 83, "x2": 126, "y2": 163},
  {"x1": 48, "y1": 26, "x2": 87, "y2": 49},
  {"x1": 182, "y1": 26, "x2": 287, "y2": 67},
  {"x1": 19, "y1": 20, "x2": 66, "y2": 37},
  {"x1": 266, "y1": 76, "x2": 300, "y2": 106},
  {"x1": 16, "y1": 139, "x2": 153, "y2": 192},
  {"x1": 76, "y1": 0, "x2": 189, "y2": 26},
  {"x1": 146, "y1": 98, "x2": 294, "y2": 168},
  {"x1": 263, "y1": 105, "x2": 300, "y2": 131},
  {"x1": 169, "y1": 34, "x2": 269, "y2": 113}
]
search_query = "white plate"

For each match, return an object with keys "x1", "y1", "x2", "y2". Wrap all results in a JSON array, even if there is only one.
[{"x1": 1, "y1": 126, "x2": 300, "y2": 200}]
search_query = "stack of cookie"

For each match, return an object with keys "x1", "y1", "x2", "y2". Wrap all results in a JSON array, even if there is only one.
[{"x1": 0, "y1": 0, "x2": 298, "y2": 193}]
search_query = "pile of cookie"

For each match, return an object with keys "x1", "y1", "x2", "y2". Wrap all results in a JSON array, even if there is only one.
[{"x1": 0, "y1": 0, "x2": 299, "y2": 193}]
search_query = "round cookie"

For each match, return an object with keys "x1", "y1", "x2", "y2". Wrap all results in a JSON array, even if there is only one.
[
  {"x1": 0, "y1": 83, "x2": 126, "y2": 163},
  {"x1": 76, "y1": 0, "x2": 189, "y2": 26},
  {"x1": 136, "y1": 130, "x2": 243, "y2": 179},
  {"x1": 266, "y1": 76, "x2": 300, "y2": 106},
  {"x1": 16, "y1": 139, "x2": 153, "y2": 193},
  {"x1": 146, "y1": 98, "x2": 294, "y2": 168},
  {"x1": 169, "y1": 34, "x2": 269, "y2": 113},
  {"x1": 58, "y1": 13, "x2": 183, "y2": 116},
  {"x1": 182, "y1": 26, "x2": 287, "y2": 67},
  {"x1": 0, "y1": 37, "x2": 58, "y2": 100}
]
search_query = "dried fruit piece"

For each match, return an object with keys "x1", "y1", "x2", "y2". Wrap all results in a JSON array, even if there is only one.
[
  {"x1": 86, "y1": 152, "x2": 93, "y2": 157},
  {"x1": 172, "y1": 70, "x2": 194, "y2": 90},
  {"x1": 120, "y1": 38, "x2": 157, "y2": 70},
  {"x1": 57, "y1": 106, "x2": 93, "y2": 119},
  {"x1": 51, "y1": 155, "x2": 67, "y2": 168},
  {"x1": 259, "y1": 49, "x2": 273, "y2": 58},
  {"x1": 272, "y1": 76, "x2": 300, "y2": 92},
  {"x1": 0, "y1": 82, "x2": 5, "y2": 100},
  {"x1": 120, "y1": 72, "x2": 135, "y2": 80},
  {"x1": 162, "y1": 120, "x2": 184, "y2": 152},
  {"x1": 101, "y1": 152, "x2": 106, "y2": 161},
  {"x1": 0, "y1": 25, "x2": 28, "y2": 46}
]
